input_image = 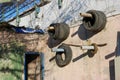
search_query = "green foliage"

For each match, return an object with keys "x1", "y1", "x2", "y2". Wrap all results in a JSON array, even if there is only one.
[{"x1": 0, "y1": 41, "x2": 26, "y2": 80}]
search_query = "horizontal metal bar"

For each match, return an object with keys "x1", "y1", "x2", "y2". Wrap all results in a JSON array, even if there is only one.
[
  {"x1": 81, "y1": 45, "x2": 94, "y2": 50},
  {"x1": 52, "y1": 48, "x2": 64, "y2": 52}
]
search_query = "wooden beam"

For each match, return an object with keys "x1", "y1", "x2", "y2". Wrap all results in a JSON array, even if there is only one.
[
  {"x1": 47, "y1": 26, "x2": 55, "y2": 31},
  {"x1": 80, "y1": 13, "x2": 92, "y2": 18}
]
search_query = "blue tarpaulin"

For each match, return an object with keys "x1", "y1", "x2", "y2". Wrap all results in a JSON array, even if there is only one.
[{"x1": 11, "y1": 26, "x2": 45, "y2": 34}]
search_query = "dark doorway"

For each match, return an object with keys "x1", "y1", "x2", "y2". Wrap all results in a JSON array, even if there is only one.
[{"x1": 24, "y1": 52, "x2": 40, "y2": 80}]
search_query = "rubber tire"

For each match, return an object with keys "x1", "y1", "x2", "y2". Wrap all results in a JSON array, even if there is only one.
[
  {"x1": 89, "y1": 43, "x2": 98, "y2": 54},
  {"x1": 96, "y1": 11, "x2": 107, "y2": 32},
  {"x1": 83, "y1": 10, "x2": 106, "y2": 32},
  {"x1": 48, "y1": 23, "x2": 70, "y2": 40},
  {"x1": 55, "y1": 44, "x2": 72, "y2": 67}
]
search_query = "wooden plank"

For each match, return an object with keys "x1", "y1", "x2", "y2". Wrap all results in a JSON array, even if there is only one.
[{"x1": 80, "y1": 13, "x2": 92, "y2": 18}]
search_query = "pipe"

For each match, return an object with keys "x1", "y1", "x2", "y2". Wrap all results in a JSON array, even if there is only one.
[
  {"x1": 52, "y1": 48, "x2": 64, "y2": 52},
  {"x1": 81, "y1": 45, "x2": 94, "y2": 50},
  {"x1": 80, "y1": 13, "x2": 92, "y2": 18}
]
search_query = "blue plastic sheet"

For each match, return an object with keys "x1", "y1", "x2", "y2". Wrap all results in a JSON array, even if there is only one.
[{"x1": 11, "y1": 27, "x2": 45, "y2": 34}]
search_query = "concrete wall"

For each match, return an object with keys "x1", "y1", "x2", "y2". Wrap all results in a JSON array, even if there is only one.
[{"x1": 42, "y1": 15, "x2": 120, "y2": 80}]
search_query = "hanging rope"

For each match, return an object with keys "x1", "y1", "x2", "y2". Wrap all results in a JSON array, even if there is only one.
[
  {"x1": 35, "y1": 3, "x2": 40, "y2": 18},
  {"x1": 58, "y1": 0, "x2": 63, "y2": 9},
  {"x1": 16, "y1": 1, "x2": 20, "y2": 27},
  {"x1": 34, "y1": 1, "x2": 41, "y2": 29},
  {"x1": 1, "y1": 7, "x2": 4, "y2": 22}
]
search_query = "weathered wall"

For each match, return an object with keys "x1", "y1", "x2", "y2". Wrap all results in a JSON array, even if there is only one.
[{"x1": 42, "y1": 15, "x2": 120, "y2": 80}]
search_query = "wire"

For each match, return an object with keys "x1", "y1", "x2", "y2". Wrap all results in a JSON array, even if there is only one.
[
  {"x1": 1, "y1": 7, "x2": 5, "y2": 22},
  {"x1": 16, "y1": 1, "x2": 20, "y2": 27}
]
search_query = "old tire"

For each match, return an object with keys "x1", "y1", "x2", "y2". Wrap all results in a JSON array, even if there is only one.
[
  {"x1": 48, "y1": 23, "x2": 70, "y2": 40},
  {"x1": 55, "y1": 44, "x2": 72, "y2": 67},
  {"x1": 96, "y1": 11, "x2": 107, "y2": 32},
  {"x1": 89, "y1": 43, "x2": 98, "y2": 54},
  {"x1": 83, "y1": 10, "x2": 106, "y2": 32}
]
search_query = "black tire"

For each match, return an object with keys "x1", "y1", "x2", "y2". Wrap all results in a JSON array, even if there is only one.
[
  {"x1": 83, "y1": 10, "x2": 106, "y2": 32},
  {"x1": 89, "y1": 43, "x2": 98, "y2": 54},
  {"x1": 48, "y1": 23, "x2": 70, "y2": 40},
  {"x1": 96, "y1": 11, "x2": 107, "y2": 32},
  {"x1": 55, "y1": 44, "x2": 72, "y2": 67}
]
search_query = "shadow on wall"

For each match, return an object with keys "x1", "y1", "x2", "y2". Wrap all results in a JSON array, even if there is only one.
[
  {"x1": 47, "y1": 37, "x2": 63, "y2": 48},
  {"x1": 49, "y1": 56, "x2": 56, "y2": 62},
  {"x1": 72, "y1": 50, "x2": 95, "y2": 62},
  {"x1": 109, "y1": 59, "x2": 115, "y2": 80},
  {"x1": 71, "y1": 24, "x2": 97, "y2": 40},
  {"x1": 105, "y1": 52, "x2": 115, "y2": 59},
  {"x1": 105, "y1": 46, "x2": 117, "y2": 59}
]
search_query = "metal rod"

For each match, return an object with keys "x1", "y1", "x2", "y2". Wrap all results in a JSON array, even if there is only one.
[
  {"x1": 52, "y1": 48, "x2": 64, "y2": 52},
  {"x1": 64, "y1": 43, "x2": 94, "y2": 50},
  {"x1": 80, "y1": 13, "x2": 92, "y2": 18},
  {"x1": 97, "y1": 43, "x2": 107, "y2": 47},
  {"x1": 81, "y1": 45, "x2": 94, "y2": 50}
]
